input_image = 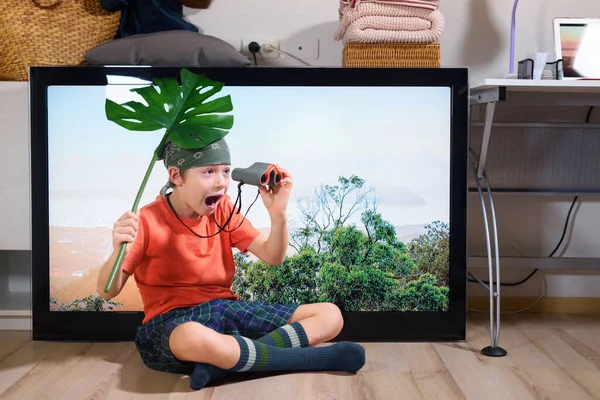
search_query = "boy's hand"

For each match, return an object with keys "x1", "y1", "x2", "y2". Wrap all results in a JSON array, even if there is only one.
[
  {"x1": 258, "y1": 165, "x2": 292, "y2": 220},
  {"x1": 112, "y1": 211, "x2": 139, "y2": 254}
]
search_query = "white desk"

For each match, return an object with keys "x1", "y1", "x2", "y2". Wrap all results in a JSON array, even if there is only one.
[
  {"x1": 468, "y1": 79, "x2": 600, "y2": 357},
  {"x1": 474, "y1": 78, "x2": 600, "y2": 91}
]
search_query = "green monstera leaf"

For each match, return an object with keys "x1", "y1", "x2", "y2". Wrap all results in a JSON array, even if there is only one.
[
  {"x1": 105, "y1": 68, "x2": 234, "y2": 155},
  {"x1": 102, "y1": 68, "x2": 234, "y2": 293}
]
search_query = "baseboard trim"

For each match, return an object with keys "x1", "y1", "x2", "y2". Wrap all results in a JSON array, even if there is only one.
[
  {"x1": 0, "y1": 315, "x2": 31, "y2": 330},
  {"x1": 468, "y1": 296, "x2": 600, "y2": 314}
]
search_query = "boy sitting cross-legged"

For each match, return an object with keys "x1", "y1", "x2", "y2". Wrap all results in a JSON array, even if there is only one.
[{"x1": 97, "y1": 137, "x2": 366, "y2": 390}]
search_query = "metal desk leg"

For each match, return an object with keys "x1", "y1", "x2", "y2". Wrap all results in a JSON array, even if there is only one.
[
  {"x1": 481, "y1": 173, "x2": 506, "y2": 357},
  {"x1": 472, "y1": 101, "x2": 507, "y2": 357},
  {"x1": 477, "y1": 102, "x2": 495, "y2": 179}
]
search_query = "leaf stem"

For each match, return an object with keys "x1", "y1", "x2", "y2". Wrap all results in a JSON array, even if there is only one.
[{"x1": 104, "y1": 131, "x2": 170, "y2": 293}]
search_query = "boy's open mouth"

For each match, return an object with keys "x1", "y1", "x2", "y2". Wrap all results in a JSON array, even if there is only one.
[{"x1": 205, "y1": 194, "x2": 223, "y2": 206}]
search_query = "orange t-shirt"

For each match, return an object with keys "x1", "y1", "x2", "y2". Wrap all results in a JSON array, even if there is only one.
[{"x1": 122, "y1": 193, "x2": 261, "y2": 324}]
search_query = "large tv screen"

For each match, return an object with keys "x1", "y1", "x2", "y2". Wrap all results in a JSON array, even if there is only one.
[{"x1": 31, "y1": 66, "x2": 468, "y2": 342}]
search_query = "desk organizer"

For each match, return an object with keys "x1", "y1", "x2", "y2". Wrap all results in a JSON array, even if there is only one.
[{"x1": 342, "y1": 42, "x2": 440, "y2": 68}]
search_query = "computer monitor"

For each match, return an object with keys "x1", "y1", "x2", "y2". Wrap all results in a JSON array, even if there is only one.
[{"x1": 554, "y1": 17, "x2": 600, "y2": 79}]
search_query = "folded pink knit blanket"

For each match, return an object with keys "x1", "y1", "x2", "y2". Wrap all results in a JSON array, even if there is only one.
[
  {"x1": 339, "y1": 0, "x2": 440, "y2": 12},
  {"x1": 335, "y1": 3, "x2": 444, "y2": 44}
]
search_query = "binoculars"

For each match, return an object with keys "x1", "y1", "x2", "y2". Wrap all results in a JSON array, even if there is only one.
[{"x1": 232, "y1": 162, "x2": 282, "y2": 187}]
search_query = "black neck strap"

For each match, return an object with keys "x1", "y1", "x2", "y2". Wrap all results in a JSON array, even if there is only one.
[{"x1": 166, "y1": 182, "x2": 260, "y2": 239}]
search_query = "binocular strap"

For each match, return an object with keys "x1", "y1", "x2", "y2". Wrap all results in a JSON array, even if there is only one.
[{"x1": 166, "y1": 182, "x2": 260, "y2": 239}]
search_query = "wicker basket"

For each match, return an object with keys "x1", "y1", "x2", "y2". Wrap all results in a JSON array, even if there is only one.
[
  {"x1": 342, "y1": 42, "x2": 441, "y2": 68},
  {"x1": 0, "y1": 0, "x2": 121, "y2": 81}
]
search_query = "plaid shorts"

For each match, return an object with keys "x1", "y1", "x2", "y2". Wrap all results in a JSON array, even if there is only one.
[{"x1": 134, "y1": 298, "x2": 300, "y2": 374}]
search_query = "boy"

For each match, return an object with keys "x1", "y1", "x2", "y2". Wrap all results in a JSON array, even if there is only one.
[{"x1": 96, "y1": 138, "x2": 365, "y2": 390}]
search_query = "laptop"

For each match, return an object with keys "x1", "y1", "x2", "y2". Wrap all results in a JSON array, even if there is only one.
[{"x1": 553, "y1": 17, "x2": 600, "y2": 79}]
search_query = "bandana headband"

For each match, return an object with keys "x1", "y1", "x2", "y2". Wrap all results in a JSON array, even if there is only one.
[{"x1": 158, "y1": 138, "x2": 231, "y2": 194}]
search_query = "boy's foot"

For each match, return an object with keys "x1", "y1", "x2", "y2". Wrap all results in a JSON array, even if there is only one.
[
  {"x1": 190, "y1": 363, "x2": 226, "y2": 390},
  {"x1": 321, "y1": 342, "x2": 366, "y2": 373}
]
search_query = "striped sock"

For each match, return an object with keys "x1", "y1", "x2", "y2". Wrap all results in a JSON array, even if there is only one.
[
  {"x1": 190, "y1": 322, "x2": 309, "y2": 390},
  {"x1": 258, "y1": 322, "x2": 310, "y2": 348},
  {"x1": 228, "y1": 339, "x2": 365, "y2": 374}
]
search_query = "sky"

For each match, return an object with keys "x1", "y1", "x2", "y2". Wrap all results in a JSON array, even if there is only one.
[{"x1": 47, "y1": 80, "x2": 451, "y2": 231}]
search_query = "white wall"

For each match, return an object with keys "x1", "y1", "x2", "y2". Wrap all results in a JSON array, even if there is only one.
[
  {"x1": 0, "y1": 82, "x2": 29, "y2": 250},
  {"x1": 185, "y1": 0, "x2": 600, "y2": 86},
  {"x1": 183, "y1": 0, "x2": 600, "y2": 298}
]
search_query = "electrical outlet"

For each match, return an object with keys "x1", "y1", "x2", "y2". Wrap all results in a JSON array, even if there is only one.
[
  {"x1": 280, "y1": 38, "x2": 320, "y2": 60},
  {"x1": 240, "y1": 38, "x2": 280, "y2": 59}
]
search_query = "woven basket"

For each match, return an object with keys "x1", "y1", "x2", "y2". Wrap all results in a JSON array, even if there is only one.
[
  {"x1": 342, "y1": 42, "x2": 441, "y2": 68},
  {"x1": 0, "y1": 0, "x2": 121, "y2": 81}
]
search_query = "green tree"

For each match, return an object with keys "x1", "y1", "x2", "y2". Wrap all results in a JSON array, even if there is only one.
[
  {"x1": 231, "y1": 252, "x2": 253, "y2": 300},
  {"x1": 50, "y1": 295, "x2": 123, "y2": 311},
  {"x1": 323, "y1": 225, "x2": 366, "y2": 268},
  {"x1": 365, "y1": 242, "x2": 415, "y2": 279},
  {"x1": 361, "y1": 209, "x2": 399, "y2": 247},
  {"x1": 383, "y1": 273, "x2": 449, "y2": 311},
  {"x1": 233, "y1": 248, "x2": 321, "y2": 304},
  {"x1": 232, "y1": 175, "x2": 450, "y2": 313},
  {"x1": 291, "y1": 175, "x2": 380, "y2": 253},
  {"x1": 407, "y1": 221, "x2": 450, "y2": 285},
  {"x1": 317, "y1": 262, "x2": 396, "y2": 312},
  {"x1": 360, "y1": 209, "x2": 414, "y2": 279}
]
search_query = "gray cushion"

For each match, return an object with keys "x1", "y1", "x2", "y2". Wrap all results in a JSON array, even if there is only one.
[{"x1": 84, "y1": 30, "x2": 251, "y2": 67}]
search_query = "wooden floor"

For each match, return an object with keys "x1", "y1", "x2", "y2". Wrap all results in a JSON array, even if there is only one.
[{"x1": 1, "y1": 312, "x2": 599, "y2": 399}]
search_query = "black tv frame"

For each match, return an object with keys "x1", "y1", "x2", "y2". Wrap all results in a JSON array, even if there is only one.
[{"x1": 30, "y1": 65, "x2": 469, "y2": 342}]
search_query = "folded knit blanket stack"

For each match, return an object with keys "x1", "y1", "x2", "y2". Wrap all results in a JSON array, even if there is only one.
[{"x1": 335, "y1": 0, "x2": 444, "y2": 68}]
